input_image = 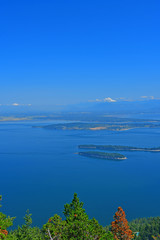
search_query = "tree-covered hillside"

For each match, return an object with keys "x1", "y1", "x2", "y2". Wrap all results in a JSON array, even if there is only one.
[{"x1": 1, "y1": 194, "x2": 160, "y2": 239}]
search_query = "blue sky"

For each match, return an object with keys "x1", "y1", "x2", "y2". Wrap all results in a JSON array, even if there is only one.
[{"x1": 0, "y1": 0, "x2": 160, "y2": 106}]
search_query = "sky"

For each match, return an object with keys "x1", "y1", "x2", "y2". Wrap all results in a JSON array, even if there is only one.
[{"x1": 0, "y1": 0, "x2": 160, "y2": 107}]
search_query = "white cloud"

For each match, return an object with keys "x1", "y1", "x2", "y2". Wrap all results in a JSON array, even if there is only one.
[
  {"x1": 0, "y1": 103, "x2": 32, "y2": 107},
  {"x1": 12, "y1": 103, "x2": 20, "y2": 106},
  {"x1": 95, "y1": 99, "x2": 102, "y2": 102},
  {"x1": 88, "y1": 97, "x2": 117, "y2": 103},
  {"x1": 140, "y1": 96, "x2": 159, "y2": 100},
  {"x1": 141, "y1": 96, "x2": 148, "y2": 99},
  {"x1": 89, "y1": 96, "x2": 160, "y2": 103},
  {"x1": 116, "y1": 97, "x2": 133, "y2": 102},
  {"x1": 104, "y1": 97, "x2": 117, "y2": 102}
]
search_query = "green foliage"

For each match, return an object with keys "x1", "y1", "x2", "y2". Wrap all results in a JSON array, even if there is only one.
[
  {"x1": 2, "y1": 193, "x2": 160, "y2": 240},
  {"x1": 105, "y1": 231, "x2": 116, "y2": 240},
  {"x1": 88, "y1": 218, "x2": 113, "y2": 239},
  {"x1": 8, "y1": 210, "x2": 44, "y2": 240},
  {"x1": 129, "y1": 217, "x2": 160, "y2": 240},
  {"x1": 0, "y1": 212, "x2": 14, "y2": 231},
  {"x1": 43, "y1": 193, "x2": 114, "y2": 239},
  {"x1": 63, "y1": 193, "x2": 90, "y2": 239},
  {"x1": 43, "y1": 214, "x2": 66, "y2": 239},
  {"x1": 107, "y1": 217, "x2": 160, "y2": 240},
  {"x1": 0, "y1": 195, "x2": 14, "y2": 240}
]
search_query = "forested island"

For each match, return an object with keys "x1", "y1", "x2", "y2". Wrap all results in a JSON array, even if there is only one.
[
  {"x1": 79, "y1": 145, "x2": 160, "y2": 152},
  {"x1": 34, "y1": 122, "x2": 160, "y2": 131},
  {"x1": 78, "y1": 151, "x2": 126, "y2": 160}
]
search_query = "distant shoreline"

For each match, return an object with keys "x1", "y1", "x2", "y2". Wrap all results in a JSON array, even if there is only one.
[{"x1": 33, "y1": 122, "x2": 160, "y2": 132}]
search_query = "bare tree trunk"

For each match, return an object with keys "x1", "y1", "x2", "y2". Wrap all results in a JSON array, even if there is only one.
[
  {"x1": 48, "y1": 229, "x2": 53, "y2": 240},
  {"x1": 47, "y1": 229, "x2": 60, "y2": 240}
]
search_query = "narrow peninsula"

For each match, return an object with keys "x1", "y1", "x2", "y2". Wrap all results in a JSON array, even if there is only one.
[
  {"x1": 78, "y1": 151, "x2": 126, "y2": 160},
  {"x1": 78, "y1": 145, "x2": 160, "y2": 152}
]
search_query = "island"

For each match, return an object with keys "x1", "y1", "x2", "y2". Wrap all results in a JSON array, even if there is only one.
[
  {"x1": 78, "y1": 151, "x2": 127, "y2": 160},
  {"x1": 78, "y1": 145, "x2": 160, "y2": 152},
  {"x1": 33, "y1": 122, "x2": 160, "y2": 131}
]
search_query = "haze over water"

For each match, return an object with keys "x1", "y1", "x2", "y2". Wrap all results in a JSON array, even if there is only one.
[{"x1": 1, "y1": 120, "x2": 160, "y2": 227}]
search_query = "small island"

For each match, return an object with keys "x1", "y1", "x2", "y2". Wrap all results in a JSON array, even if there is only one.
[
  {"x1": 78, "y1": 151, "x2": 126, "y2": 160},
  {"x1": 78, "y1": 145, "x2": 160, "y2": 152}
]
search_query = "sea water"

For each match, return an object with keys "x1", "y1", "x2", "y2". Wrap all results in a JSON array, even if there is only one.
[{"x1": 0, "y1": 121, "x2": 160, "y2": 227}]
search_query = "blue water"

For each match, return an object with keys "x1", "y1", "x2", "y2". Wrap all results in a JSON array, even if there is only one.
[{"x1": 0, "y1": 121, "x2": 160, "y2": 227}]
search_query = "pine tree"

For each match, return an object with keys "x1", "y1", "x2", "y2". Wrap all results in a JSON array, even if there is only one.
[
  {"x1": 111, "y1": 207, "x2": 134, "y2": 240},
  {"x1": 10, "y1": 210, "x2": 44, "y2": 240},
  {"x1": 63, "y1": 193, "x2": 90, "y2": 239},
  {"x1": 44, "y1": 193, "x2": 114, "y2": 239},
  {"x1": 43, "y1": 214, "x2": 66, "y2": 239}
]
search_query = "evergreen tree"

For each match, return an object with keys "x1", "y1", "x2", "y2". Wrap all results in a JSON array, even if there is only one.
[
  {"x1": 43, "y1": 214, "x2": 66, "y2": 239},
  {"x1": 111, "y1": 207, "x2": 133, "y2": 240},
  {"x1": 44, "y1": 193, "x2": 114, "y2": 239},
  {"x1": 63, "y1": 193, "x2": 90, "y2": 239},
  {"x1": 9, "y1": 210, "x2": 44, "y2": 240}
]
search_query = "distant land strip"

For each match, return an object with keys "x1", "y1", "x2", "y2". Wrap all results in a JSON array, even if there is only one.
[
  {"x1": 1, "y1": 114, "x2": 160, "y2": 123},
  {"x1": 33, "y1": 122, "x2": 160, "y2": 131},
  {"x1": 78, "y1": 145, "x2": 160, "y2": 152},
  {"x1": 77, "y1": 151, "x2": 126, "y2": 160}
]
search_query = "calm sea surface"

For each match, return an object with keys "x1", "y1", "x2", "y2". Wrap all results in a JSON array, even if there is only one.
[{"x1": 0, "y1": 121, "x2": 160, "y2": 227}]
